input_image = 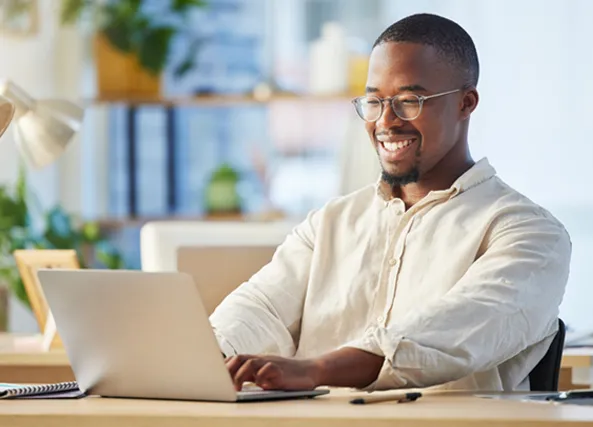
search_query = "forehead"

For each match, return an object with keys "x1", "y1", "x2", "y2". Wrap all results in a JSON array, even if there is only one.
[{"x1": 367, "y1": 42, "x2": 453, "y2": 93}]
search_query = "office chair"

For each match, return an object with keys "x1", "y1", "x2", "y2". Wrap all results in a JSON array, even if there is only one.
[{"x1": 529, "y1": 319, "x2": 566, "y2": 391}]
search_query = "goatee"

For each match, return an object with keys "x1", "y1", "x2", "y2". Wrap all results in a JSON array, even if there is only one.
[{"x1": 381, "y1": 168, "x2": 420, "y2": 187}]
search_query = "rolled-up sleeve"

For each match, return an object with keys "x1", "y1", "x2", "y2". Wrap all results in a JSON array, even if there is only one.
[
  {"x1": 209, "y1": 210, "x2": 318, "y2": 357},
  {"x1": 346, "y1": 211, "x2": 571, "y2": 390}
]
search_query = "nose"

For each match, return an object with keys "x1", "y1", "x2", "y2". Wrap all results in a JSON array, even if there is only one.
[{"x1": 375, "y1": 99, "x2": 401, "y2": 129}]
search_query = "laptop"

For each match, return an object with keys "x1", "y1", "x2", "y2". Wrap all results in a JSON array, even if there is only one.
[
  {"x1": 176, "y1": 246, "x2": 276, "y2": 315},
  {"x1": 37, "y1": 269, "x2": 329, "y2": 402}
]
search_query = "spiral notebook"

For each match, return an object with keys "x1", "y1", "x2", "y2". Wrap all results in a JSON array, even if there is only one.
[{"x1": 0, "y1": 381, "x2": 85, "y2": 399}]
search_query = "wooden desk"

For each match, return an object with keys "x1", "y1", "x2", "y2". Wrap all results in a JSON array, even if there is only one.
[
  {"x1": 561, "y1": 347, "x2": 593, "y2": 390},
  {"x1": 1, "y1": 390, "x2": 593, "y2": 427},
  {"x1": 1, "y1": 332, "x2": 592, "y2": 390},
  {"x1": 0, "y1": 334, "x2": 73, "y2": 383}
]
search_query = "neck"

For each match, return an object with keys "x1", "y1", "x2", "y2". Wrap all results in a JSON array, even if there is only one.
[{"x1": 390, "y1": 140, "x2": 474, "y2": 209}]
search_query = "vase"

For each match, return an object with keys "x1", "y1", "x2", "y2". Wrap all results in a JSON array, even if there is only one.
[{"x1": 93, "y1": 33, "x2": 161, "y2": 100}]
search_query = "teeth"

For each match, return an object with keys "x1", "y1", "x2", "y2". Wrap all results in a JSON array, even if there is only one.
[{"x1": 382, "y1": 139, "x2": 415, "y2": 152}]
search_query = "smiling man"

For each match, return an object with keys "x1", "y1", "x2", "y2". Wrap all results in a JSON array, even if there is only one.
[{"x1": 210, "y1": 13, "x2": 571, "y2": 392}]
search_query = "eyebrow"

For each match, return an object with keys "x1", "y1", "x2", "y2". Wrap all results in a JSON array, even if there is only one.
[{"x1": 365, "y1": 84, "x2": 428, "y2": 93}]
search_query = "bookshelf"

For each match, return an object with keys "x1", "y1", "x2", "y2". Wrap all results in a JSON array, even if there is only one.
[{"x1": 91, "y1": 92, "x2": 352, "y2": 222}]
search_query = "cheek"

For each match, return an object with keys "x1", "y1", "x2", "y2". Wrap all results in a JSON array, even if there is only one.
[{"x1": 414, "y1": 117, "x2": 449, "y2": 153}]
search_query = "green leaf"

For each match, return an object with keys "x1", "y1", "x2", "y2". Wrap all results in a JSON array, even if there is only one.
[
  {"x1": 0, "y1": 168, "x2": 127, "y2": 311},
  {"x1": 100, "y1": 2, "x2": 149, "y2": 53},
  {"x1": 124, "y1": 0, "x2": 143, "y2": 14},
  {"x1": 60, "y1": 0, "x2": 87, "y2": 25},
  {"x1": 172, "y1": 0, "x2": 207, "y2": 13},
  {"x1": 173, "y1": 37, "x2": 202, "y2": 78},
  {"x1": 137, "y1": 26, "x2": 176, "y2": 75},
  {"x1": 9, "y1": 277, "x2": 30, "y2": 309},
  {"x1": 173, "y1": 57, "x2": 195, "y2": 79},
  {"x1": 101, "y1": 19, "x2": 136, "y2": 52},
  {"x1": 97, "y1": 248, "x2": 125, "y2": 270},
  {"x1": 81, "y1": 222, "x2": 101, "y2": 242},
  {"x1": 211, "y1": 164, "x2": 239, "y2": 181}
]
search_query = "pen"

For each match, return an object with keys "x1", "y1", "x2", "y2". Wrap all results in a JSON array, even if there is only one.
[
  {"x1": 349, "y1": 392, "x2": 422, "y2": 405},
  {"x1": 547, "y1": 389, "x2": 593, "y2": 401}
]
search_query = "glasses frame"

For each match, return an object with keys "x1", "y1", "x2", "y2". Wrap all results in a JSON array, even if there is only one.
[{"x1": 351, "y1": 88, "x2": 461, "y2": 122}]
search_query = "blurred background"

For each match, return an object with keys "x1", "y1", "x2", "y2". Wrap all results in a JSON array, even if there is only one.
[{"x1": 0, "y1": 0, "x2": 592, "y2": 336}]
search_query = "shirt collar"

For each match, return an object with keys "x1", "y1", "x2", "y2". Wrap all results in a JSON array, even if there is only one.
[{"x1": 374, "y1": 157, "x2": 496, "y2": 202}]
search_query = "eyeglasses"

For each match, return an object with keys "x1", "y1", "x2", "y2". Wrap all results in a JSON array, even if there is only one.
[{"x1": 351, "y1": 89, "x2": 461, "y2": 122}]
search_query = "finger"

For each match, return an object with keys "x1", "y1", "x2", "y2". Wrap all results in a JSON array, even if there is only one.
[
  {"x1": 254, "y1": 361, "x2": 282, "y2": 390},
  {"x1": 225, "y1": 355, "x2": 250, "y2": 379},
  {"x1": 234, "y1": 358, "x2": 265, "y2": 391}
]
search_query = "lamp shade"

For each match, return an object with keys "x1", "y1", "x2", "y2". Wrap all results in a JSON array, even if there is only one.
[
  {"x1": 0, "y1": 80, "x2": 84, "y2": 168},
  {"x1": 0, "y1": 96, "x2": 15, "y2": 140}
]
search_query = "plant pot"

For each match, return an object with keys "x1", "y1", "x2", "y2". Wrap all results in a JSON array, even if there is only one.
[
  {"x1": 205, "y1": 180, "x2": 242, "y2": 214},
  {"x1": 93, "y1": 33, "x2": 161, "y2": 99}
]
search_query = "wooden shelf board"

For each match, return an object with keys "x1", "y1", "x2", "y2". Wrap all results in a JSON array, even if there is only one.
[
  {"x1": 87, "y1": 93, "x2": 354, "y2": 106},
  {"x1": 95, "y1": 210, "x2": 287, "y2": 230}
]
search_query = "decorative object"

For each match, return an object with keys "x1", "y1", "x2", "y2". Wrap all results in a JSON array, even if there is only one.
[
  {"x1": 0, "y1": 0, "x2": 38, "y2": 37},
  {"x1": 204, "y1": 164, "x2": 241, "y2": 215},
  {"x1": 14, "y1": 249, "x2": 80, "y2": 349},
  {"x1": 308, "y1": 22, "x2": 349, "y2": 95},
  {"x1": 59, "y1": 0, "x2": 207, "y2": 98}
]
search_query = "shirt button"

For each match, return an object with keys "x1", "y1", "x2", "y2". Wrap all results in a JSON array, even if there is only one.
[
  {"x1": 377, "y1": 316, "x2": 384, "y2": 323},
  {"x1": 388, "y1": 258, "x2": 397, "y2": 266}
]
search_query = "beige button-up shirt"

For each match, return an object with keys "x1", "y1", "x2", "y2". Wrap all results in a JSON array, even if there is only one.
[{"x1": 210, "y1": 158, "x2": 571, "y2": 391}]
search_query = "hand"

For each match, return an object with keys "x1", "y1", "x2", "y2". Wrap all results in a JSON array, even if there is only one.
[{"x1": 225, "y1": 354, "x2": 321, "y2": 391}]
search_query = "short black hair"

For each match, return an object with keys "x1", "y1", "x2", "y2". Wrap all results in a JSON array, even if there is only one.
[{"x1": 373, "y1": 13, "x2": 479, "y2": 87}]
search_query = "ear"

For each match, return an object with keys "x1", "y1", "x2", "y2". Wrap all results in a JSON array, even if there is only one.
[{"x1": 460, "y1": 88, "x2": 479, "y2": 120}]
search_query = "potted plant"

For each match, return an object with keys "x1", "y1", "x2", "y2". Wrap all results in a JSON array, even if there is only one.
[
  {"x1": 59, "y1": 0, "x2": 207, "y2": 98},
  {"x1": 0, "y1": 167, "x2": 125, "y2": 328},
  {"x1": 205, "y1": 164, "x2": 242, "y2": 215}
]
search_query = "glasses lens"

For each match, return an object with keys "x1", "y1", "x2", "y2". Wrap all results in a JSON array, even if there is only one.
[
  {"x1": 393, "y1": 94, "x2": 421, "y2": 120},
  {"x1": 354, "y1": 96, "x2": 382, "y2": 121}
]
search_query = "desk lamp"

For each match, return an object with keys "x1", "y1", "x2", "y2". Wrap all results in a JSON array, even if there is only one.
[{"x1": 0, "y1": 80, "x2": 84, "y2": 167}]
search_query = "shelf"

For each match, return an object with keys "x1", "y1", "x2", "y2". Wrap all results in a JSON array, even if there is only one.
[
  {"x1": 95, "y1": 210, "x2": 287, "y2": 230},
  {"x1": 87, "y1": 93, "x2": 354, "y2": 107}
]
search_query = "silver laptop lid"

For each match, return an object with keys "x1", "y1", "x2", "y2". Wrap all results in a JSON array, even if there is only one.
[{"x1": 37, "y1": 269, "x2": 238, "y2": 401}]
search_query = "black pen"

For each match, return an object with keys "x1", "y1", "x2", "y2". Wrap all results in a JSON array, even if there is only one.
[{"x1": 350, "y1": 392, "x2": 422, "y2": 405}]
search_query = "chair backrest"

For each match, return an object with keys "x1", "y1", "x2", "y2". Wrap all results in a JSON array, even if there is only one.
[
  {"x1": 177, "y1": 246, "x2": 277, "y2": 315},
  {"x1": 529, "y1": 318, "x2": 566, "y2": 391}
]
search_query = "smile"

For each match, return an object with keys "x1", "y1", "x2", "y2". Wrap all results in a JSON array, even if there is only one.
[
  {"x1": 380, "y1": 138, "x2": 416, "y2": 152},
  {"x1": 377, "y1": 137, "x2": 418, "y2": 161}
]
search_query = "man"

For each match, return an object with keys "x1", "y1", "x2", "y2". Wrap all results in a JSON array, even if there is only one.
[{"x1": 210, "y1": 13, "x2": 571, "y2": 392}]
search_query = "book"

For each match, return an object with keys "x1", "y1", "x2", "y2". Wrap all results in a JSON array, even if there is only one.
[{"x1": 0, "y1": 381, "x2": 85, "y2": 399}]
